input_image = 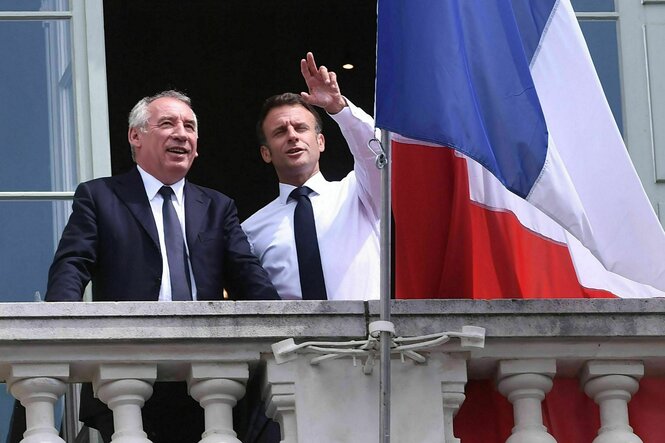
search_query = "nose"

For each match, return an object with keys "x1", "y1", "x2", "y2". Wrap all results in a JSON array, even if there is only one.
[
  {"x1": 171, "y1": 122, "x2": 188, "y2": 140},
  {"x1": 286, "y1": 125, "x2": 299, "y2": 141}
]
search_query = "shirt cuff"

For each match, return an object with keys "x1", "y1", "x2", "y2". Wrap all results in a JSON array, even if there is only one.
[{"x1": 329, "y1": 97, "x2": 359, "y2": 126}]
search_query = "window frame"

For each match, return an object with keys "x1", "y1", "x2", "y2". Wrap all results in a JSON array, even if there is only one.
[{"x1": 0, "y1": 0, "x2": 111, "y2": 203}]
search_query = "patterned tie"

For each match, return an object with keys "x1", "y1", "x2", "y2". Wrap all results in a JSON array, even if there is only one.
[
  {"x1": 158, "y1": 186, "x2": 192, "y2": 301},
  {"x1": 290, "y1": 186, "x2": 327, "y2": 300}
]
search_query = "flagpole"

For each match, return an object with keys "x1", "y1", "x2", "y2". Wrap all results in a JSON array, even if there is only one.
[{"x1": 379, "y1": 128, "x2": 392, "y2": 443}]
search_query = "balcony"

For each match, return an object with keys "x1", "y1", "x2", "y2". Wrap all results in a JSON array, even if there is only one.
[{"x1": 1, "y1": 298, "x2": 664, "y2": 443}]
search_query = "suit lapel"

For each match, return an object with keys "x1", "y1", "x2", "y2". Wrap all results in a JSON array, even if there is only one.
[
  {"x1": 184, "y1": 182, "x2": 211, "y2": 249},
  {"x1": 112, "y1": 168, "x2": 160, "y2": 248}
]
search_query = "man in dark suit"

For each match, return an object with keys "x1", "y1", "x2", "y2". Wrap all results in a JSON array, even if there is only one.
[{"x1": 42, "y1": 90, "x2": 279, "y2": 442}]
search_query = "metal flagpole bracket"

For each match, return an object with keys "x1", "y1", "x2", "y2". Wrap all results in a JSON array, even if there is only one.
[
  {"x1": 368, "y1": 138, "x2": 387, "y2": 169},
  {"x1": 369, "y1": 320, "x2": 396, "y2": 338},
  {"x1": 458, "y1": 325, "x2": 486, "y2": 348},
  {"x1": 271, "y1": 325, "x2": 486, "y2": 374}
]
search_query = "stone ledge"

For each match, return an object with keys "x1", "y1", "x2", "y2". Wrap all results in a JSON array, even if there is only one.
[
  {"x1": 2, "y1": 299, "x2": 665, "y2": 343},
  {"x1": 371, "y1": 299, "x2": 665, "y2": 338}
]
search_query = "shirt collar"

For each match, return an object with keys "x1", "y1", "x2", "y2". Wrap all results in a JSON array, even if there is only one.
[
  {"x1": 137, "y1": 165, "x2": 186, "y2": 204},
  {"x1": 278, "y1": 171, "x2": 326, "y2": 204}
]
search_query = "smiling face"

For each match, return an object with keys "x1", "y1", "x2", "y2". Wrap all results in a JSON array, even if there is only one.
[
  {"x1": 260, "y1": 104, "x2": 325, "y2": 187},
  {"x1": 129, "y1": 97, "x2": 198, "y2": 185}
]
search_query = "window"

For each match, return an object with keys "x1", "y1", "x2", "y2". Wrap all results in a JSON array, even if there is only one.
[
  {"x1": 0, "y1": 0, "x2": 109, "y2": 439},
  {"x1": 572, "y1": 0, "x2": 623, "y2": 133},
  {"x1": 572, "y1": 0, "x2": 665, "y2": 226},
  {"x1": 0, "y1": 0, "x2": 109, "y2": 303}
]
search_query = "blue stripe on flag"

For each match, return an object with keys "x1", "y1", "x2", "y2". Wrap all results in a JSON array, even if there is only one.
[
  {"x1": 511, "y1": 0, "x2": 558, "y2": 63},
  {"x1": 376, "y1": 0, "x2": 556, "y2": 198}
]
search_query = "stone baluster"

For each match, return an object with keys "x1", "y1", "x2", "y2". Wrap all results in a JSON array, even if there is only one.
[
  {"x1": 264, "y1": 381, "x2": 297, "y2": 443},
  {"x1": 93, "y1": 364, "x2": 156, "y2": 443},
  {"x1": 187, "y1": 362, "x2": 248, "y2": 443},
  {"x1": 264, "y1": 359, "x2": 298, "y2": 443},
  {"x1": 8, "y1": 363, "x2": 69, "y2": 443},
  {"x1": 581, "y1": 360, "x2": 644, "y2": 443},
  {"x1": 435, "y1": 354, "x2": 468, "y2": 443},
  {"x1": 496, "y1": 359, "x2": 557, "y2": 443},
  {"x1": 441, "y1": 381, "x2": 465, "y2": 443}
]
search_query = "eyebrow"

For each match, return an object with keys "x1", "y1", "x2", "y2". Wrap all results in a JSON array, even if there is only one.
[
  {"x1": 271, "y1": 120, "x2": 309, "y2": 133},
  {"x1": 155, "y1": 115, "x2": 197, "y2": 127}
]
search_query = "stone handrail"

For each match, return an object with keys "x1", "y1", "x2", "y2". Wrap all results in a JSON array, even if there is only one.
[{"x1": 1, "y1": 298, "x2": 664, "y2": 442}]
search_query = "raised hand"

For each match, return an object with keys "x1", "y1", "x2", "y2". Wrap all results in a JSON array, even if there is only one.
[{"x1": 300, "y1": 52, "x2": 347, "y2": 115}]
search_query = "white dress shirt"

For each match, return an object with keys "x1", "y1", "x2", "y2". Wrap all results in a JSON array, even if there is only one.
[
  {"x1": 242, "y1": 100, "x2": 381, "y2": 300},
  {"x1": 137, "y1": 165, "x2": 197, "y2": 301}
]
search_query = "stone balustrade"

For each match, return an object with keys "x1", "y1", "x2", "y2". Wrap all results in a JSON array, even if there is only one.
[{"x1": 1, "y1": 299, "x2": 664, "y2": 443}]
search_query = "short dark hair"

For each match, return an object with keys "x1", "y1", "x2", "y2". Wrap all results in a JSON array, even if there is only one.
[{"x1": 256, "y1": 93, "x2": 323, "y2": 145}]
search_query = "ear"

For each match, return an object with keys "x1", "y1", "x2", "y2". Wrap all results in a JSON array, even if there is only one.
[
  {"x1": 317, "y1": 133, "x2": 325, "y2": 153},
  {"x1": 260, "y1": 145, "x2": 272, "y2": 164},
  {"x1": 128, "y1": 127, "x2": 141, "y2": 149}
]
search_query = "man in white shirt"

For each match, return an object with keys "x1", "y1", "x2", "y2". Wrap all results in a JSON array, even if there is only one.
[{"x1": 242, "y1": 52, "x2": 381, "y2": 301}]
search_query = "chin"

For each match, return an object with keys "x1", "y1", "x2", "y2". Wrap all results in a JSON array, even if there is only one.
[{"x1": 163, "y1": 166, "x2": 191, "y2": 182}]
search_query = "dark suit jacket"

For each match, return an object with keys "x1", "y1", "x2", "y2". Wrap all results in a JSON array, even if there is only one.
[
  {"x1": 42, "y1": 167, "x2": 278, "y2": 441},
  {"x1": 46, "y1": 167, "x2": 278, "y2": 302}
]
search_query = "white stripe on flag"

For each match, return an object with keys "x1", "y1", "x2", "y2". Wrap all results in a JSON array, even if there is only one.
[{"x1": 527, "y1": 0, "x2": 665, "y2": 291}]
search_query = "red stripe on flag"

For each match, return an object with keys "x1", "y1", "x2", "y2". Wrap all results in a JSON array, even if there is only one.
[
  {"x1": 392, "y1": 141, "x2": 614, "y2": 299},
  {"x1": 393, "y1": 141, "x2": 665, "y2": 442}
]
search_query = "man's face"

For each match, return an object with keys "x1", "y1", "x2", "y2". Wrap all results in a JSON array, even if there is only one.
[
  {"x1": 129, "y1": 97, "x2": 198, "y2": 185},
  {"x1": 260, "y1": 104, "x2": 325, "y2": 186}
]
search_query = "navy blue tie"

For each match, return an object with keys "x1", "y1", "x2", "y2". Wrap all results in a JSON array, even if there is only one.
[
  {"x1": 158, "y1": 186, "x2": 192, "y2": 301},
  {"x1": 290, "y1": 186, "x2": 327, "y2": 300}
]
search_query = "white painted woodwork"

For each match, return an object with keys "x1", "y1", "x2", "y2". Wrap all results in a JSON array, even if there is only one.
[{"x1": 615, "y1": 0, "x2": 665, "y2": 225}]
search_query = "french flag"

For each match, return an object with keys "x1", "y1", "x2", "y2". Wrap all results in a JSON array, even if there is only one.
[{"x1": 376, "y1": 0, "x2": 665, "y2": 299}]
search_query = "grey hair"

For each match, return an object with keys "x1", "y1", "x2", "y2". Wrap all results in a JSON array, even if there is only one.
[{"x1": 128, "y1": 90, "x2": 198, "y2": 160}]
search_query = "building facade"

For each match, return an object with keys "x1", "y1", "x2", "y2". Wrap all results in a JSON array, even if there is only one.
[{"x1": 1, "y1": 0, "x2": 664, "y2": 440}]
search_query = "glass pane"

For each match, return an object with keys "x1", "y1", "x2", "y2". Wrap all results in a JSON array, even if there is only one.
[
  {"x1": 0, "y1": 0, "x2": 69, "y2": 11},
  {"x1": 0, "y1": 389, "x2": 14, "y2": 443},
  {"x1": 0, "y1": 19, "x2": 77, "y2": 191},
  {"x1": 571, "y1": 0, "x2": 615, "y2": 12},
  {"x1": 0, "y1": 200, "x2": 70, "y2": 302},
  {"x1": 579, "y1": 20, "x2": 624, "y2": 134}
]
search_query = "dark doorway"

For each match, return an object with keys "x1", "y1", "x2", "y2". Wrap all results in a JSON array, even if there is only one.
[{"x1": 103, "y1": 0, "x2": 377, "y2": 220}]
